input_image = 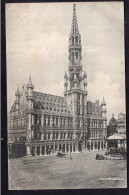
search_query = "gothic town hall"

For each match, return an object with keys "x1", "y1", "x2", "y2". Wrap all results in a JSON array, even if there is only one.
[{"x1": 8, "y1": 4, "x2": 107, "y2": 157}]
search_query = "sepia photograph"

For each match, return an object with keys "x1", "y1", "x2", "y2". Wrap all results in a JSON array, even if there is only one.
[{"x1": 6, "y1": 2, "x2": 126, "y2": 189}]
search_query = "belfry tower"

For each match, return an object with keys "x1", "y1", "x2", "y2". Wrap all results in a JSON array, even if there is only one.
[{"x1": 64, "y1": 4, "x2": 88, "y2": 133}]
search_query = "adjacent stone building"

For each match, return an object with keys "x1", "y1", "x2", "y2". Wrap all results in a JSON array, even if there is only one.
[
  {"x1": 117, "y1": 113, "x2": 126, "y2": 135},
  {"x1": 107, "y1": 114, "x2": 117, "y2": 137},
  {"x1": 107, "y1": 113, "x2": 126, "y2": 137},
  {"x1": 8, "y1": 4, "x2": 107, "y2": 157}
]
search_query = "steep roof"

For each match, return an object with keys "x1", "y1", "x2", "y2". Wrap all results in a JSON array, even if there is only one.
[
  {"x1": 87, "y1": 100, "x2": 102, "y2": 117},
  {"x1": 107, "y1": 133, "x2": 126, "y2": 140},
  {"x1": 109, "y1": 116, "x2": 117, "y2": 126},
  {"x1": 33, "y1": 91, "x2": 72, "y2": 116}
]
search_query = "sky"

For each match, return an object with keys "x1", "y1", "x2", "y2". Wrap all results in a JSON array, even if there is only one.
[{"x1": 6, "y1": 2, "x2": 125, "y2": 121}]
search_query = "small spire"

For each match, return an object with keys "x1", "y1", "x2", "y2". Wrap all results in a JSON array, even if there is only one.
[
  {"x1": 112, "y1": 114, "x2": 114, "y2": 118},
  {"x1": 28, "y1": 74, "x2": 32, "y2": 85},
  {"x1": 73, "y1": 4, "x2": 76, "y2": 16},
  {"x1": 102, "y1": 97, "x2": 106, "y2": 104},
  {"x1": 71, "y1": 4, "x2": 79, "y2": 35},
  {"x1": 84, "y1": 71, "x2": 87, "y2": 78}
]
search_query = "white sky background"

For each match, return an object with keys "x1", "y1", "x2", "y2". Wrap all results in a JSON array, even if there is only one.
[{"x1": 6, "y1": 2, "x2": 125, "y2": 121}]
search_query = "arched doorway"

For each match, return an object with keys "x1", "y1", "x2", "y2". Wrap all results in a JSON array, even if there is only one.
[
  {"x1": 87, "y1": 142, "x2": 90, "y2": 151},
  {"x1": 31, "y1": 146, "x2": 35, "y2": 156},
  {"x1": 78, "y1": 140, "x2": 82, "y2": 152},
  {"x1": 62, "y1": 144, "x2": 65, "y2": 153},
  {"x1": 37, "y1": 146, "x2": 40, "y2": 156},
  {"x1": 42, "y1": 145, "x2": 45, "y2": 155},
  {"x1": 95, "y1": 142, "x2": 97, "y2": 150},
  {"x1": 46, "y1": 145, "x2": 50, "y2": 154}
]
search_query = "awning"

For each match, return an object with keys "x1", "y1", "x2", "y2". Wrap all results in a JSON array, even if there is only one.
[{"x1": 107, "y1": 133, "x2": 126, "y2": 140}]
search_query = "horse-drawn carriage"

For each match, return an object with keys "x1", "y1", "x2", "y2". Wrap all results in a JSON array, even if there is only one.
[
  {"x1": 57, "y1": 152, "x2": 67, "y2": 158},
  {"x1": 96, "y1": 154, "x2": 107, "y2": 160}
]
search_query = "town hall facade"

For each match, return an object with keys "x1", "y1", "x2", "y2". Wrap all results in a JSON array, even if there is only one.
[{"x1": 8, "y1": 4, "x2": 107, "y2": 157}]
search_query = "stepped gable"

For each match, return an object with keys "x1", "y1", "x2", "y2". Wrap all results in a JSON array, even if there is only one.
[{"x1": 33, "y1": 91, "x2": 72, "y2": 116}]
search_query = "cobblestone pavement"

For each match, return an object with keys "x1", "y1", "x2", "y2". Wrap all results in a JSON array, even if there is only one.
[{"x1": 8, "y1": 151, "x2": 127, "y2": 190}]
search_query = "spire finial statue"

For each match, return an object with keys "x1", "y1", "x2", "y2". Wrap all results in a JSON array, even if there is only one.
[
  {"x1": 28, "y1": 72, "x2": 32, "y2": 85},
  {"x1": 71, "y1": 3, "x2": 79, "y2": 35},
  {"x1": 73, "y1": 4, "x2": 76, "y2": 15}
]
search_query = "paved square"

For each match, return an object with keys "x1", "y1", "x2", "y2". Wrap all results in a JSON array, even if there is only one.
[{"x1": 8, "y1": 151, "x2": 127, "y2": 189}]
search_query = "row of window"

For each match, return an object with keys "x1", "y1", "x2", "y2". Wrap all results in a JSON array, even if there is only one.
[
  {"x1": 87, "y1": 119, "x2": 106, "y2": 128},
  {"x1": 34, "y1": 133, "x2": 82, "y2": 140},
  {"x1": 9, "y1": 118, "x2": 26, "y2": 127},
  {"x1": 44, "y1": 107, "x2": 70, "y2": 113},
  {"x1": 44, "y1": 117, "x2": 73, "y2": 127},
  {"x1": 90, "y1": 131, "x2": 106, "y2": 138},
  {"x1": 70, "y1": 36, "x2": 79, "y2": 45},
  {"x1": 9, "y1": 136, "x2": 26, "y2": 142}
]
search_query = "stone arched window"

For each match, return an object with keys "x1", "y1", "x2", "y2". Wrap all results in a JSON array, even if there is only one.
[
  {"x1": 75, "y1": 36, "x2": 78, "y2": 44},
  {"x1": 71, "y1": 53, "x2": 74, "y2": 65},
  {"x1": 72, "y1": 37, "x2": 74, "y2": 45}
]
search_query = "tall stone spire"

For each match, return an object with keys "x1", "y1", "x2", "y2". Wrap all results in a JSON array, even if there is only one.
[
  {"x1": 69, "y1": 4, "x2": 82, "y2": 68},
  {"x1": 70, "y1": 4, "x2": 79, "y2": 36},
  {"x1": 64, "y1": 4, "x2": 88, "y2": 131}
]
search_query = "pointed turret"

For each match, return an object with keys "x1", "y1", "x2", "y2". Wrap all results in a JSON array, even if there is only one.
[
  {"x1": 26, "y1": 74, "x2": 34, "y2": 97},
  {"x1": 26, "y1": 75, "x2": 34, "y2": 142},
  {"x1": 64, "y1": 71, "x2": 68, "y2": 93},
  {"x1": 102, "y1": 97, "x2": 106, "y2": 105},
  {"x1": 70, "y1": 4, "x2": 79, "y2": 36},
  {"x1": 101, "y1": 97, "x2": 106, "y2": 118},
  {"x1": 64, "y1": 71, "x2": 67, "y2": 78},
  {"x1": 15, "y1": 85, "x2": 20, "y2": 110},
  {"x1": 26, "y1": 74, "x2": 34, "y2": 109}
]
